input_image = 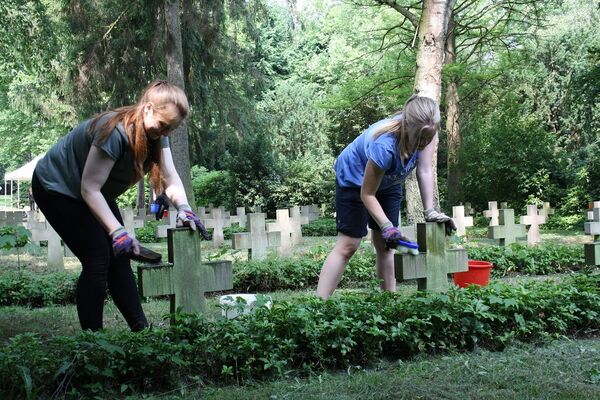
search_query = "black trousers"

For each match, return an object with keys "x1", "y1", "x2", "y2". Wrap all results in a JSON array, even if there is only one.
[{"x1": 32, "y1": 172, "x2": 148, "y2": 331}]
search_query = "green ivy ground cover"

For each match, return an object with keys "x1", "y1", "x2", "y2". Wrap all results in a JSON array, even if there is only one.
[{"x1": 1, "y1": 273, "x2": 598, "y2": 399}]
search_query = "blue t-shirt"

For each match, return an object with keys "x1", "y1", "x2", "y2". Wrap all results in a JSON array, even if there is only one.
[{"x1": 334, "y1": 117, "x2": 419, "y2": 190}]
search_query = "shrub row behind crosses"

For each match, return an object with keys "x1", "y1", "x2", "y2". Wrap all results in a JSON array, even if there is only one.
[
  {"x1": 0, "y1": 274, "x2": 598, "y2": 399},
  {"x1": 0, "y1": 243, "x2": 591, "y2": 307}
]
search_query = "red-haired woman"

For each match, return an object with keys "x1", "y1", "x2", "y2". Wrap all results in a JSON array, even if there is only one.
[{"x1": 32, "y1": 80, "x2": 208, "y2": 331}]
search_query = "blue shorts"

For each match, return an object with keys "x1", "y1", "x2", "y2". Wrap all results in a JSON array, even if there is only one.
[{"x1": 335, "y1": 183, "x2": 403, "y2": 238}]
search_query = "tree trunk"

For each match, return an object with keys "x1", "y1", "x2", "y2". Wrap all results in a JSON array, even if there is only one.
[
  {"x1": 405, "y1": 0, "x2": 453, "y2": 224},
  {"x1": 165, "y1": 0, "x2": 196, "y2": 209},
  {"x1": 445, "y1": 13, "x2": 462, "y2": 206}
]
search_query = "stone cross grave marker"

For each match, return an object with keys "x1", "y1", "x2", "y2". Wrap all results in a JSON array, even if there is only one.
[
  {"x1": 290, "y1": 206, "x2": 308, "y2": 245},
  {"x1": 137, "y1": 227, "x2": 233, "y2": 319},
  {"x1": 464, "y1": 202, "x2": 475, "y2": 216},
  {"x1": 197, "y1": 206, "x2": 211, "y2": 221},
  {"x1": 452, "y1": 206, "x2": 473, "y2": 237},
  {"x1": 26, "y1": 211, "x2": 64, "y2": 271},
  {"x1": 250, "y1": 205, "x2": 262, "y2": 213},
  {"x1": 300, "y1": 204, "x2": 320, "y2": 222},
  {"x1": 266, "y1": 209, "x2": 294, "y2": 256},
  {"x1": 203, "y1": 207, "x2": 231, "y2": 248},
  {"x1": 584, "y1": 203, "x2": 600, "y2": 265},
  {"x1": 0, "y1": 210, "x2": 27, "y2": 227},
  {"x1": 157, "y1": 206, "x2": 178, "y2": 238},
  {"x1": 587, "y1": 201, "x2": 600, "y2": 221},
  {"x1": 520, "y1": 205, "x2": 546, "y2": 245},
  {"x1": 230, "y1": 207, "x2": 247, "y2": 229},
  {"x1": 488, "y1": 209, "x2": 526, "y2": 246},
  {"x1": 483, "y1": 201, "x2": 499, "y2": 226},
  {"x1": 232, "y1": 213, "x2": 281, "y2": 260},
  {"x1": 394, "y1": 222, "x2": 468, "y2": 292},
  {"x1": 540, "y1": 202, "x2": 554, "y2": 218},
  {"x1": 121, "y1": 207, "x2": 144, "y2": 240}
]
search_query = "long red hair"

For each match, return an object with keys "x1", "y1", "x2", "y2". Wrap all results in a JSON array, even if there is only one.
[{"x1": 88, "y1": 80, "x2": 189, "y2": 193}]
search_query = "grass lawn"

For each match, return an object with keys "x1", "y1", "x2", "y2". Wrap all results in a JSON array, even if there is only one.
[{"x1": 133, "y1": 338, "x2": 600, "y2": 400}]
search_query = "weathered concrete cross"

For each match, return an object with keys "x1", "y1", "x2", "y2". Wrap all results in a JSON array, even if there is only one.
[
  {"x1": 540, "y1": 202, "x2": 554, "y2": 218},
  {"x1": 27, "y1": 211, "x2": 64, "y2": 271},
  {"x1": 394, "y1": 222, "x2": 468, "y2": 291},
  {"x1": 488, "y1": 209, "x2": 526, "y2": 246},
  {"x1": 520, "y1": 205, "x2": 546, "y2": 245},
  {"x1": 203, "y1": 207, "x2": 231, "y2": 248},
  {"x1": 290, "y1": 206, "x2": 308, "y2": 245},
  {"x1": 300, "y1": 204, "x2": 320, "y2": 222},
  {"x1": 232, "y1": 213, "x2": 281, "y2": 260},
  {"x1": 266, "y1": 209, "x2": 294, "y2": 256},
  {"x1": 452, "y1": 206, "x2": 473, "y2": 237},
  {"x1": 464, "y1": 202, "x2": 475, "y2": 216},
  {"x1": 157, "y1": 206, "x2": 178, "y2": 238},
  {"x1": 229, "y1": 207, "x2": 247, "y2": 229},
  {"x1": 584, "y1": 203, "x2": 600, "y2": 266},
  {"x1": 483, "y1": 201, "x2": 499, "y2": 226},
  {"x1": 137, "y1": 227, "x2": 233, "y2": 319}
]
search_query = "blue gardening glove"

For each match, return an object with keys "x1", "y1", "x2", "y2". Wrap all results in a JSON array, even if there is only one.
[
  {"x1": 110, "y1": 226, "x2": 140, "y2": 257},
  {"x1": 423, "y1": 208, "x2": 456, "y2": 236},
  {"x1": 381, "y1": 223, "x2": 409, "y2": 250},
  {"x1": 176, "y1": 204, "x2": 211, "y2": 240}
]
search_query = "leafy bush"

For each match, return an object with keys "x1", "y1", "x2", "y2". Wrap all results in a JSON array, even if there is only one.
[
  {"x1": 191, "y1": 166, "x2": 236, "y2": 211},
  {"x1": 134, "y1": 220, "x2": 161, "y2": 243},
  {"x1": 0, "y1": 243, "x2": 591, "y2": 307},
  {"x1": 543, "y1": 213, "x2": 585, "y2": 231},
  {"x1": 0, "y1": 226, "x2": 30, "y2": 250},
  {"x1": 467, "y1": 243, "x2": 585, "y2": 276},
  {"x1": 233, "y1": 248, "x2": 376, "y2": 292},
  {"x1": 1, "y1": 274, "x2": 599, "y2": 399},
  {"x1": 301, "y1": 218, "x2": 337, "y2": 236},
  {"x1": 223, "y1": 224, "x2": 246, "y2": 240},
  {"x1": 0, "y1": 271, "x2": 77, "y2": 307}
]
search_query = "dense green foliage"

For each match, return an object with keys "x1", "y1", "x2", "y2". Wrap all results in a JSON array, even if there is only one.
[
  {"x1": 0, "y1": 0, "x2": 597, "y2": 220},
  {"x1": 0, "y1": 243, "x2": 591, "y2": 307},
  {"x1": 1, "y1": 274, "x2": 598, "y2": 398},
  {"x1": 467, "y1": 243, "x2": 586, "y2": 276},
  {"x1": 301, "y1": 218, "x2": 337, "y2": 237},
  {"x1": 134, "y1": 220, "x2": 162, "y2": 243},
  {"x1": 0, "y1": 271, "x2": 77, "y2": 307}
]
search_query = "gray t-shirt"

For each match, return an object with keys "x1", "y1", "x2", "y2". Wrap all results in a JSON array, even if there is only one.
[{"x1": 35, "y1": 113, "x2": 169, "y2": 201}]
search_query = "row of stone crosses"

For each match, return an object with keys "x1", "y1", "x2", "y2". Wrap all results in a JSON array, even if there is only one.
[{"x1": 6, "y1": 199, "x2": 600, "y2": 272}]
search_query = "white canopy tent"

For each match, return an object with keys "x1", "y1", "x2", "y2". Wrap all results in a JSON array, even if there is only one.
[{"x1": 3, "y1": 154, "x2": 45, "y2": 210}]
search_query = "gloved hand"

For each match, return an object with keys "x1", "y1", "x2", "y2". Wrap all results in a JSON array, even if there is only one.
[
  {"x1": 176, "y1": 204, "x2": 211, "y2": 240},
  {"x1": 423, "y1": 208, "x2": 456, "y2": 236},
  {"x1": 110, "y1": 226, "x2": 140, "y2": 257},
  {"x1": 381, "y1": 223, "x2": 410, "y2": 250}
]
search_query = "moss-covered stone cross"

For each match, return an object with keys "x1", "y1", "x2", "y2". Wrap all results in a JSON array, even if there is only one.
[
  {"x1": 394, "y1": 222, "x2": 468, "y2": 292},
  {"x1": 137, "y1": 228, "x2": 232, "y2": 319}
]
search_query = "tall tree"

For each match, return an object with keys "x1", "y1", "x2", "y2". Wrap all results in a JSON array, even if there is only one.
[
  {"x1": 444, "y1": 0, "x2": 545, "y2": 205},
  {"x1": 165, "y1": 0, "x2": 196, "y2": 207},
  {"x1": 370, "y1": 0, "x2": 455, "y2": 223}
]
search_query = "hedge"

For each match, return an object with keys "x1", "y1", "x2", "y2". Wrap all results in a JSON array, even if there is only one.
[
  {"x1": 0, "y1": 243, "x2": 591, "y2": 307},
  {"x1": 0, "y1": 273, "x2": 598, "y2": 399}
]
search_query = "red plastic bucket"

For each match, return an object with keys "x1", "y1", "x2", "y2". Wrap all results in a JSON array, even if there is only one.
[{"x1": 454, "y1": 260, "x2": 493, "y2": 288}]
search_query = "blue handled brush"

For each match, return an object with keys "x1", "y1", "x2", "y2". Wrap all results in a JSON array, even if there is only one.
[{"x1": 397, "y1": 240, "x2": 419, "y2": 256}]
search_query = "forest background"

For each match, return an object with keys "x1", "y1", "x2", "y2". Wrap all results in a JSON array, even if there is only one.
[{"x1": 1, "y1": 0, "x2": 598, "y2": 229}]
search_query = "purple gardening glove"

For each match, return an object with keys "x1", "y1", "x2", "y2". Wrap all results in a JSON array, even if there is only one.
[
  {"x1": 110, "y1": 226, "x2": 140, "y2": 257},
  {"x1": 176, "y1": 204, "x2": 211, "y2": 240},
  {"x1": 381, "y1": 224, "x2": 409, "y2": 250}
]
